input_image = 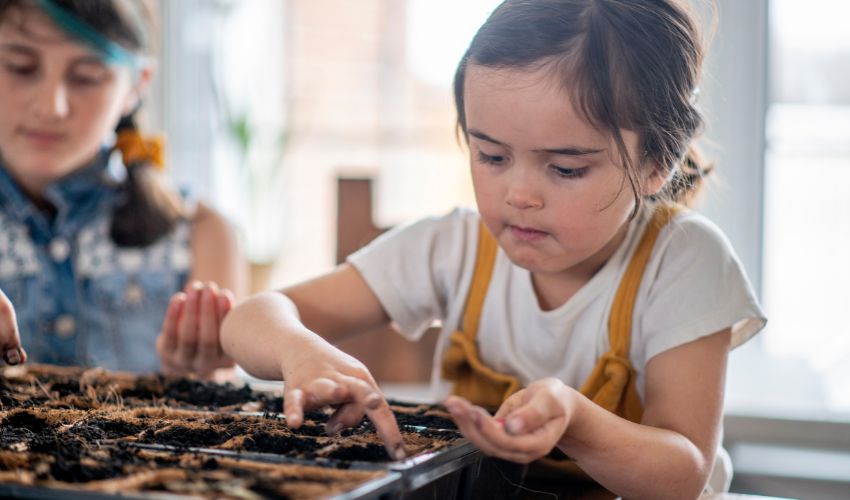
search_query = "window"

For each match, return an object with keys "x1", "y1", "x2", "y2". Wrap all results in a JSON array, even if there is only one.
[
  {"x1": 756, "y1": 0, "x2": 850, "y2": 416},
  {"x1": 214, "y1": 0, "x2": 501, "y2": 286}
]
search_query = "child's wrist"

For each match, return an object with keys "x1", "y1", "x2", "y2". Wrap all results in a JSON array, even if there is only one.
[{"x1": 557, "y1": 385, "x2": 583, "y2": 450}]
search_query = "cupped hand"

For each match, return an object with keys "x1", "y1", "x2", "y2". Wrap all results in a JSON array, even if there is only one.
[
  {"x1": 281, "y1": 342, "x2": 407, "y2": 461},
  {"x1": 0, "y1": 288, "x2": 26, "y2": 366},
  {"x1": 156, "y1": 280, "x2": 235, "y2": 378},
  {"x1": 443, "y1": 377, "x2": 574, "y2": 463}
]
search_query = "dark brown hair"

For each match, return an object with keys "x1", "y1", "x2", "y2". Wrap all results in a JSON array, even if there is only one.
[
  {"x1": 454, "y1": 0, "x2": 713, "y2": 208},
  {"x1": 0, "y1": 0, "x2": 183, "y2": 247}
]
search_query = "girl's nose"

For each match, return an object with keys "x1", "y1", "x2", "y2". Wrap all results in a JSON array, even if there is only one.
[
  {"x1": 505, "y1": 176, "x2": 543, "y2": 210},
  {"x1": 30, "y1": 80, "x2": 70, "y2": 121}
]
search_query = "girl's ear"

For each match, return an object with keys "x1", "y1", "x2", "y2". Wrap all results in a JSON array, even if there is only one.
[
  {"x1": 121, "y1": 62, "x2": 155, "y2": 116},
  {"x1": 640, "y1": 163, "x2": 669, "y2": 197}
]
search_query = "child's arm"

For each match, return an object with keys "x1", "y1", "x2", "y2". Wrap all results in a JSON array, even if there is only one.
[
  {"x1": 446, "y1": 329, "x2": 731, "y2": 500},
  {"x1": 0, "y1": 288, "x2": 26, "y2": 365},
  {"x1": 156, "y1": 202, "x2": 246, "y2": 378},
  {"x1": 220, "y1": 264, "x2": 407, "y2": 460}
]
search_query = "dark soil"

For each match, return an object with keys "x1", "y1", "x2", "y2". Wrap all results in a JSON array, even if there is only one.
[
  {"x1": 121, "y1": 376, "x2": 280, "y2": 410},
  {"x1": 324, "y1": 442, "x2": 390, "y2": 461},
  {"x1": 0, "y1": 363, "x2": 466, "y2": 499},
  {"x1": 392, "y1": 409, "x2": 457, "y2": 430},
  {"x1": 238, "y1": 431, "x2": 324, "y2": 455},
  {"x1": 140, "y1": 424, "x2": 233, "y2": 449}
]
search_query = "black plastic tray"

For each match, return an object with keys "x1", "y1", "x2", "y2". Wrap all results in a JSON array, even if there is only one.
[{"x1": 0, "y1": 449, "x2": 403, "y2": 500}]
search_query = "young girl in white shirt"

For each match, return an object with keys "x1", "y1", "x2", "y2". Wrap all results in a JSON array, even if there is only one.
[{"x1": 221, "y1": 0, "x2": 766, "y2": 497}]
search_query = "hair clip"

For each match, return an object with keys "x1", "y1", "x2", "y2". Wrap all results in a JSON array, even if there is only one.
[{"x1": 115, "y1": 129, "x2": 165, "y2": 171}]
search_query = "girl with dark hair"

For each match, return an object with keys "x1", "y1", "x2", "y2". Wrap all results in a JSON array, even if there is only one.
[
  {"x1": 0, "y1": 0, "x2": 245, "y2": 377},
  {"x1": 221, "y1": 0, "x2": 765, "y2": 496}
]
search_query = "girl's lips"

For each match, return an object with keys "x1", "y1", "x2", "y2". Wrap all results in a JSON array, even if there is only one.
[
  {"x1": 21, "y1": 129, "x2": 67, "y2": 145},
  {"x1": 509, "y1": 225, "x2": 548, "y2": 242}
]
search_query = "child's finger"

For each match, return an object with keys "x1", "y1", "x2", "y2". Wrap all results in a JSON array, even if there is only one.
[
  {"x1": 337, "y1": 374, "x2": 383, "y2": 409},
  {"x1": 196, "y1": 287, "x2": 219, "y2": 363},
  {"x1": 365, "y1": 400, "x2": 407, "y2": 461},
  {"x1": 504, "y1": 403, "x2": 553, "y2": 435},
  {"x1": 3, "y1": 346, "x2": 26, "y2": 366},
  {"x1": 284, "y1": 387, "x2": 306, "y2": 428},
  {"x1": 445, "y1": 401, "x2": 530, "y2": 462},
  {"x1": 300, "y1": 377, "x2": 340, "y2": 406},
  {"x1": 174, "y1": 285, "x2": 201, "y2": 365},
  {"x1": 473, "y1": 404, "x2": 564, "y2": 461},
  {"x1": 158, "y1": 293, "x2": 186, "y2": 355},
  {"x1": 494, "y1": 391, "x2": 525, "y2": 419},
  {"x1": 216, "y1": 289, "x2": 234, "y2": 324},
  {"x1": 326, "y1": 402, "x2": 365, "y2": 435},
  {"x1": 504, "y1": 385, "x2": 568, "y2": 435},
  {"x1": 0, "y1": 289, "x2": 25, "y2": 365}
]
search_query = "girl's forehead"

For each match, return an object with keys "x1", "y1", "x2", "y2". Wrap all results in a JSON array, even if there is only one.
[
  {"x1": 463, "y1": 63, "x2": 642, "y2": 154},
  {"x1": 464, "y1": 64, "x2": 605, "y2": 143},
  {"x1": 466, "y1": 63, "x2": 565, "y2": 94}
]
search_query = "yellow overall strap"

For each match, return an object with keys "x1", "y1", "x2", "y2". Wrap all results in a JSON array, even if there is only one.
[
  {"x1": 532, "y1": 204, "x2": 682, "y2": 479},
  {"x1": 578, "y1": 204, "x2": 681, "y2": 422},
  {"x1": 440, "y1": 222, "x2": 522, "y2": 410}
]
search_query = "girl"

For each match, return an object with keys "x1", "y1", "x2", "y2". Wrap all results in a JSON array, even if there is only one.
[
  {"x1": 0, "y1": 0, "x2": 245, "y2": 377},
  {"x1": 221, "y1": 0, "x2": 765, "y2": 497}
]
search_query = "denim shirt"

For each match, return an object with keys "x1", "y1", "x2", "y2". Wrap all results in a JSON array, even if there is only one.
[{"x1": 0, "y1": 151, "x2": 191, "y2": 373}]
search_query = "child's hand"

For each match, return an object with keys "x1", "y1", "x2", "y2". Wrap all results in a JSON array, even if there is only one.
[
  {"x1": 282, "y1": 342, "x2": 407, "y2": 461},
  {"x1": 0, "y1": 288, "x2": 26, "y2": 366},
  {"x1": 156, "y1": 281, "x2": 235, "y2": 378},
  {"x1": 444, "y1": 378, "x2": 573, "y2": 464}
]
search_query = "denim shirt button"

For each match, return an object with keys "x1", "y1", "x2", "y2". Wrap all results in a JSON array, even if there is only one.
[
  {"x1": 49, "y1": 238, "x2": 71, "y2": 262},
  {"x1": 125, "y1": 281, "x2": 144, "y2": 305},
  {"x1": 54, "y1": 314, "x2": 76, "y2": 338}
]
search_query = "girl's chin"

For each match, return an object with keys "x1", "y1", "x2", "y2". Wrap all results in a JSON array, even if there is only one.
[
  {"x1": 7, "y1": 163, "x2": 79, "y2": 187},
  {"x1": 502, "y1": 248, "x2": 550, "y2": 273}
]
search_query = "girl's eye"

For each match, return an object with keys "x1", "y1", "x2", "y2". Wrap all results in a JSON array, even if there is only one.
[
  {"x1": 551, "y1": 165, "x2": 588, "y2": 179},
  {"x1": 477, "y1": 151, "x2": 507, "y2": 165},
  {"x1": 69, "y1": 74, "x2": 105, "y2": 86},
  {"x1": 3, "y1": 64, "x2": 37, "y2": 76},
  {"x1": 69, "y1": 70, "x2": 109, "y2": 86},
  {"x1": 69, "y1": 62, "x2": 111, "y2": 86}
]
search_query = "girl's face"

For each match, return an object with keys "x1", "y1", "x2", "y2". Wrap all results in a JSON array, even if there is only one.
[
  {"x1": 0, "y1": 7, "x2": 143, "y2": 197},
  {"x1": 464, "y1": 63, "x2": 664, "y2": 283}
]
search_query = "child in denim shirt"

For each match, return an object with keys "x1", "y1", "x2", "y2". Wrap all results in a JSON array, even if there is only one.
[{"x1": 0, "y1": 0, "x2": 245, "y2": 376}]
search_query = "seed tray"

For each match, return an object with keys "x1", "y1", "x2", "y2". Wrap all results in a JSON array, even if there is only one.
[
  {"x1": 0, "y1": 364, "x2": 480, "y2": 498},
  {"x1": 0, "y1": 437, "x2": 399, "y2": 499},
  {"x1": 0, "y1": 364, "x2": 279, "y2": 412}
]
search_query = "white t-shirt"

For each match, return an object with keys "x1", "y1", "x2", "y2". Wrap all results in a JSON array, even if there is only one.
[{"x1": 348, "y1": 204, "x2": 766, "y2": 401}]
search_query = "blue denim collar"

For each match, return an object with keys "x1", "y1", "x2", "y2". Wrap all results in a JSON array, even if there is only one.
[{"x1": 0, "y1": 148, "x2": 117, "y2": 240}]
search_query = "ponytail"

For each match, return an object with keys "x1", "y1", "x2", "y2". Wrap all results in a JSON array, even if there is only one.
[
  {"x1": 110, "y1": 115, "x2": 185, "y2": 247},
  {"x1": 657, "y1": 144, "x2": 713, "y2": 206}
]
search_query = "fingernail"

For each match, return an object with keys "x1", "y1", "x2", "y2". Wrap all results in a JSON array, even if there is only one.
[
  {"x1": 5, "y1": 348, "x2": 21, "y2": 365},
  {"x1": 393, "y1": 444, "x2": 407, "y2": 461},
  {"x1": 506, "y1": 417, "x2": 523, "y2": 434}
]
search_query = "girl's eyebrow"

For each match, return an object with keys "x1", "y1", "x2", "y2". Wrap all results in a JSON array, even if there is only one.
[{"x1": 468, "y1": 128, "x2": 604, "y2": 156}]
